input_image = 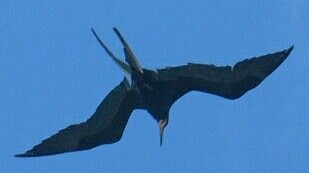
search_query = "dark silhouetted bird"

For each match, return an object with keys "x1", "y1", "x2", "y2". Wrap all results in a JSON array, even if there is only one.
[{"x1": 15, "y1": 28, "x2": 293, "y2": 157}]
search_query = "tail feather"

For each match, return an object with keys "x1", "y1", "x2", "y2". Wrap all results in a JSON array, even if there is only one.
[
  {"x1": 91, "y1": 28, "x2": 132, "y2": 74},
  {"x1": 113, "y1": 27, "x2": 144, "y2": 74}
]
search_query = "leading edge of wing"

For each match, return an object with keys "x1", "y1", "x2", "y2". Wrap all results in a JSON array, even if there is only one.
[{"x1": 15, "y1": 78, "x2": 141, "y2": 157}]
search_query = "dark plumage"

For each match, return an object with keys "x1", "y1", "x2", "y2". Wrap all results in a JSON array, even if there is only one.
[{"x1": 16, "y1": 28, "x2": 293, "y2": 157}]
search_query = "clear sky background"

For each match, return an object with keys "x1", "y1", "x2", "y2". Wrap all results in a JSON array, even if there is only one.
[{"x1": 1, "y1": 1, "x2": 308, "y2": 173}]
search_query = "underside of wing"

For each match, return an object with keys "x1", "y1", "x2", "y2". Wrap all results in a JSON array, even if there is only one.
[
  {"x1": 157, "y1": 46, "x2": 293, "y2": 104},
  {"x1": 16, "y1": 78, "x2": 141, "y2": 157}
]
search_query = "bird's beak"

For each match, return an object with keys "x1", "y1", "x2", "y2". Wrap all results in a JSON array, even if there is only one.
[{"x1": 159, "y1": 119, "x2": 167, "y2": 146}]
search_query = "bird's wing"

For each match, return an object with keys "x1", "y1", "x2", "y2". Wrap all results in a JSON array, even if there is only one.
[
  {"x1": 16, "y1": 78, "x2": 142, "y2": 157},
  {"x1": 157, "y1": 46, "x2": 293, "y2": 106}
]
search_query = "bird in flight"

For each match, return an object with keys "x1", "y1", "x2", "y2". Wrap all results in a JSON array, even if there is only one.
[{"x1": 16, "y1": 28, "x2": 293, "y2": 157}]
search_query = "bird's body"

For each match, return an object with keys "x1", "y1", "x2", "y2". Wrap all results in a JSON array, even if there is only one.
[
  {"x1": 133, "y1": 69, "x2": 171, "y2": 121},
  {"x1": 16, "y1": 28, "x2": 293, "y2": 157}
]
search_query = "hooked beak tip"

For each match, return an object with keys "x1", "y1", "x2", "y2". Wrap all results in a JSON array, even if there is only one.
[
  {"x1": 160, "y1": 132, "x2": 163, "y2": 146},
  {"x1": 159, "y1": 119, "x2": 167, "y2": 147}
]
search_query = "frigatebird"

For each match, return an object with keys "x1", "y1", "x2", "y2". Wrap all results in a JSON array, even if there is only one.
[{"x1": 16, "y1": 28, "x2": 293, "y2": 157}]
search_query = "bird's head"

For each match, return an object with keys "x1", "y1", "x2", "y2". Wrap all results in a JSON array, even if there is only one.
[{"x1": 159, "y1": 118, "x2": 169, "y2": 146}]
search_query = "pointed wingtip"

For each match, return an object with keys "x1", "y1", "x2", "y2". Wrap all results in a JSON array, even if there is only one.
[
  {"x1": 285, "y1": 45, "x2": 294, "y2": 56},
  {"x1": 15, "y1": 152, "x2": 34, "y2": 158},
  {"x1": 15, "y1": 154, "x2": 27, "y2": 157},
  {"x1": 289, "y1": 45, "x2": 294, "y2": 52}
]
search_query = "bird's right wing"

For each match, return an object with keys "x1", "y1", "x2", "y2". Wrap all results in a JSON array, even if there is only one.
[
  {"x1": 156, "y1": 46, "x2": 293, "y2": 106},
  {"x1": 16, "y1": 78, "x2": 143, "y2": 157}
]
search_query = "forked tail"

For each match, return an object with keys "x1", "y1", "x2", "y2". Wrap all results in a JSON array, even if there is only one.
[
  {"x1": 113, "y1": 27, "x2": 144, "y2": 74},
  {"x1": 91, "y1": 28, "x2": 144, "y2": 74}
]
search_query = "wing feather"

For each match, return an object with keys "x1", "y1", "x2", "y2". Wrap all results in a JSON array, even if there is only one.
[
  {"x1": 157, "y1": 46, "x2": 293, "y2": 104},
  {"x1": 16, "y1": 78, "x2": 142, "y2": 157}
]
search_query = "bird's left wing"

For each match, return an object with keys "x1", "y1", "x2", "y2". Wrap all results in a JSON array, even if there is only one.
[
  {"x1": 156, "y1": 46, "x2": 293, "y2": 106},
  {"x1": 16, "y1": 78, "x2": 142, "y2": 157}
]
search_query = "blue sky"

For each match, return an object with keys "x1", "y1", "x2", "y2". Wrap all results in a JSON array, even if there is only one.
[{"x1": 1, "y1": 1, "x2": 308, "y2": 172}]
